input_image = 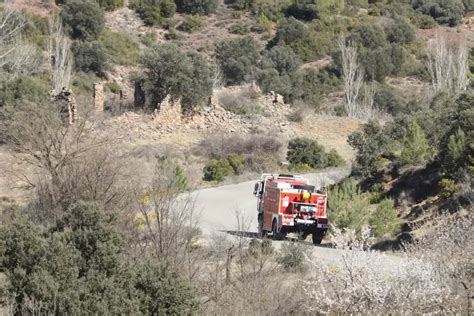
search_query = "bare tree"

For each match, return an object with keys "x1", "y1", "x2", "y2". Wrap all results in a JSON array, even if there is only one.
[
  {"x1": 0, "y1": 5, "x2": 37, "y2": 77},
  {"x1": 48, "y1": 14, "x2": 72, "y2": 96},
  {"x1": 338, "y1": 35, "x2": 364, "y2": 119},
  {"x1": 427, "y1": 34, "x2": 470, "y2": 96},
  {"x1": 135, "y1": 159, "x2": 201, "y2": 274}
]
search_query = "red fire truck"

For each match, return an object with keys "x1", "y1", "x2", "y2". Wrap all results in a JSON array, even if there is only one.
[{"x1": 253, "y1": 174, "x2": 329, "y2": 244}]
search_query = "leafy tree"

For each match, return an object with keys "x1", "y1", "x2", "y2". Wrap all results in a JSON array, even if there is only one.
[
  {"x1": 61, "y1": 0, "x2": 105, "y2": 40},
  {"x1": 215, "y1": 37, "x2": 261, "y2": 85},
  {"x1": 260, "y1": 46, "x2": 302, "y2": 75},
  {"x1": 348, "y1": 120, "x2": 391, "y2": 178},
  {"x1": 369, "y1": 198, "x2": 399, "y2": 238},
  {"x1": 175, "y1": 0, "x2": 218, "y2": 15},
  {"x1": 400, "y1": 120, "x2": 432, "y2": 166},
  {"x1": 269, "y1": 17, "x2": 319, "y2": 62},
  {"x1": 285, "y1": 1, "x2": 319, "y2": 21},
  {"x1": 71, "y1": 41, "x2": 108, "y2": 76},
  {"x1": 384, "y1": 16, "x2": 415, "y2": 44},
  {"x1": 140, "y1": 44, "x2": 213, "y2": 111},
  {"x1": 412, "y1": 0, "x2": 465, "y2": 26},
  {"x1": 287, "y1": 138, "x2": 345, "y2": 169}
]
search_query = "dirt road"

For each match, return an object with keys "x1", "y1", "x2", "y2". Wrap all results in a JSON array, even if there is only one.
[{"x1": 192, "y1": 167, "x2": 404, "y2": 271}]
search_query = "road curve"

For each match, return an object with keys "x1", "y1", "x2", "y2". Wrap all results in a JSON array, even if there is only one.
[
  {"x1": 192, "y1": 167, "x2": 351, "y2": 236},
  {"x1": 191, "y1": 167, "x2": 405, "y2": 271}
]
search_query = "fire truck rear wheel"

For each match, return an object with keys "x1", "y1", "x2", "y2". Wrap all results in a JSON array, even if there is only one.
[
  {"x1": 272, "y1": 220, "x2": 286, "y2": 240},
  {"x1": 312, "y1": 231, "x2": 325, "y2": 245}
]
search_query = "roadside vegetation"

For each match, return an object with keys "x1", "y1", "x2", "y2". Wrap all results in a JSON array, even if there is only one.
[{"x1": 0, "y1": 0, "x2": 472, "y2": 314}]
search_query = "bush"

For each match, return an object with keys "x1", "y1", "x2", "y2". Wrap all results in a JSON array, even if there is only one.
[
  {"x1": 141, "y1": 32, "x2": 158, "y2": 47},
  {"x1": 369, "y1": 198, "x2": 399, "y2": 238},
  {"x1": 218, "y1": 91, "x2": 262, "y2": 115},
  {"x1": 374, "y1": 86, "x2": 407, "y2": 115},
  {"x1": 203, "y1": 159, "x2": 234, "y2": 182},
  {"x1": 71, "y1": 40, "x2": 108, "y2": 76},
  {"x1": 327, "y1": 178, "x2": 370, "y2": 231},
  {"x1": 287, "y1": 138, "x2": 345, "y2": 169},
  {"x1": 61, "y1": 0, "x2": 105, "y2": 40},
  {"x1": 252, "y1": 0, "x2": 292, "y2": 22},
  {"x1": 98, "y1": 0, "x2": 124, "y2": 10},
  {"x1": 269, "y1": 17, "x2": 319, "y2": 62},
  {"x1": 0, "y1": 75, "x2": 49, "y2": 108},
  {"x1": 99, "y1": 30, "x2": 140, "y2": 65},
  {"x1": 228, "y1": 23, "x2": 249, "y2": 35},
  {"x1": 384, "y1": 17, "x2": 415, "y2": 44},
  {"x1": 261, "y1": 46, "x2": 301, "y2": 75},
  {"x1": 400, "y1": 120, "x2": 432, "y2": 166},
  {"x1": 412, "y1": 0, "x2": 465, "y2": 26},
  {"x1": 438, "y1": 178, "x2": 457, "y2": 198},
  {"x1": 140, "y1": 44, "x2": 213, "y2": 111},
  {"x1": 215, "y1": 37, "x2": 261, "y2": 85},
  {"x1": 178, "y1": 15, "x2": 203, "y2": 32},
  {"x1": 409, "y1": 13, "x2": 438, "y2": 29},
  {"x1": 348, "y1": 120, "x2": 391, "y2": 178},
  {"x1": 131, "y1": 0, "x2": 176, "y2": 26},
  {"x1": 277, "y1": 242, "x2": 310, "y2": 273},
  {"x1": 175, "y1": 0, "x2": 218, "y2": 15}
]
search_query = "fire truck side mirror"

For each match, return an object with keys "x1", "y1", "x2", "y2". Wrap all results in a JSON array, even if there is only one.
[{"x1": 253, "y1": 181, "x2": 263, "y2": 197}]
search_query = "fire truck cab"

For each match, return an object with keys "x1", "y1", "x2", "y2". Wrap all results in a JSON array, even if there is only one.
[{"x1": 253, "y1": 174, "x2": 329, "y2": 244}]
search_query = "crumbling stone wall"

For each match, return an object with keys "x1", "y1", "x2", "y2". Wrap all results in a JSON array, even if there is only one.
[{"x1": 93, "y1": 83, "x2": 104, "y2": 112}]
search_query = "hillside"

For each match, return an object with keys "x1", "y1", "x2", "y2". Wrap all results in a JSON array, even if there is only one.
[{"x1": 0, "y1": 0, "x2": 473, "y2": 314}]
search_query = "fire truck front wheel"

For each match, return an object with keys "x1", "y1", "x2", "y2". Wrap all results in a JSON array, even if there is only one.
[
  {"x1": 272, "y1": 219, "x2": 287, "y2": 240},
  {"x1": 257, "y1": 214, "x2": 267, "y2": 238}
]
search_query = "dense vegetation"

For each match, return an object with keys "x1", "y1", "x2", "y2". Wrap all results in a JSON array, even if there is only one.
[{"x1": 0, "y1": 0, "x2": 472, "y2": 314}]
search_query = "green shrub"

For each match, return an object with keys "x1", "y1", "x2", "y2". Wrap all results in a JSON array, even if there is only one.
[
  {"x1": 287, "y1": 138, "x2": 345, "y2": 169},
  {"x1": 227, "y1": 0, "x2": 253, "y2": 10},
  {"x1": 228, "y1": 23, "x2": 249, "y2": 35},
  {"x1": 227, "y1": 154, "x2": 245, "y2": 174},
  {"x1": 215, "y1": 37, "x2": 261, "y2": 85},
  {"x1": 61, "y1": 0, "x2": 105, "y2": 40},
  {"x1": 131, "y1": 0, "x2": 176, "y2": 26},
  {"x1": 99, "y1": 30, "x2": 139, "y2": 65},
  {"x1": 179, "y1": 15, "x2": 203, "y2": 32},
  {"x1": 175, "y1": 0, "x2": 218, "y2": 15},
  {"x1": 327, "y1": 178, "x2": 370, "y2": 231},
  {"x1": 369, "y1": 198, "x2": 399, "y2": 238},
  {"x1": 98, "y1": 0, "x2": 124, "y2": 10},
  {"x1": 438, "y1": 178, "x2": 457, "y2": 198},
  {"x1": 384, "y1": 17, "x2": 415, "y2": 45},
  {"x1": 257, "y1": 14, "x2": 273, "y2": 34},
  {"x1": 252, "y1": 0, "x2": 292, "y2": 22},
  {"x1": 71, "y1": 40, "x2": 108, "y2": 76},
  {"x1": 270, "y1": 17, "x2": 319, "y2": 62},
  {"x1": 203, "y1": 159, "x2": 234, "y2": 182},
  {"x1": 277, "y1": 242, "x2": 310, "y2": 273},
  {"x1": 22, "y1": 12, "x2": 49, "y2": 49},
  {"x1": 412, "y1": 0, "x2": 465, "y2": 26},
  {"x1": 409, "y1": 13, "x2": 437, "y2": 29},
  {"x1": 0, "y1": 75, "x2": 49, "y2": 108},
  {"x1": 140, "y1": 44, "x2": 213, "y2": 111},
  {"x1": 141, "y1": 32, "x2": 158, "y2": 47},
  {"x1": 400, "y1": 120, "x2": 432, "y2": 166},
  {"x1": 348, "y1": 120, "x2": 391, "y2": 178},
  {"x1": 261, "y1": 46, "x2": 301, "y2": 75},
  {"x1": 374, "y1": 86, "x2": 407, "y2": 115}
]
